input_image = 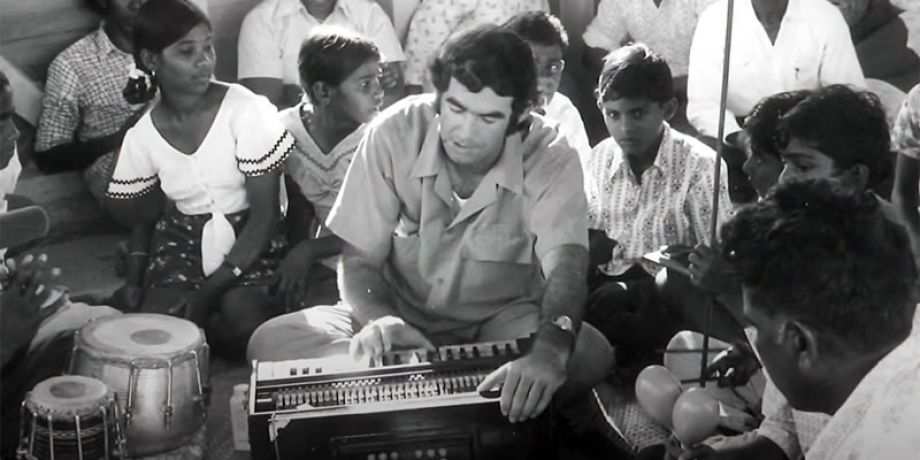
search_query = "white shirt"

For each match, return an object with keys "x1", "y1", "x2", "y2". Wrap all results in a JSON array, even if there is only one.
[
  {"x1": 807, "y1": 313, "x2": 920, "y2": 459},
  {"x1": 108, "y1": 84, "x2": 293, "y2": 215},
  {"x1": 583, "y1": 124, "x2": 731, "y2": 276},
  {"x1": 237, "y1": 0, "x2": 406, "y2": 84},
  {"x1": 687, "y1": 0, "x2": 865, "y2": 138},
  {"x1": 0, "y1": 150, "x2": 22, "y2": 260},
  {"x1": 583, "y1": 0, "x2": 716, "y2": 77},
  {"x1": 757, "y1": 377, "x2": 831, "y2": 459},
  {"x1": 543, "y1": 93, "x2": 591, "y2": 159}
]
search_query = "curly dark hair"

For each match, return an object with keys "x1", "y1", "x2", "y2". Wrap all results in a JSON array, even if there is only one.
[
  {"x1": 775, "y1": 84, "x2": 892, "y2": 191},
  {"x1": 721, "y1": 178, "x2": 917, "y2": 354},
  {"x1": 429, "y1": 24, "x2": 537, "y2": 133},
  {"x1": 744, "y1": 90, "x2": 811, "y2": 161}
]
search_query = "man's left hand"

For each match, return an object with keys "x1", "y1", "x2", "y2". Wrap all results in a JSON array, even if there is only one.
[{"x1": 477, "y1": 345, "x2": 568, "y2": 423}]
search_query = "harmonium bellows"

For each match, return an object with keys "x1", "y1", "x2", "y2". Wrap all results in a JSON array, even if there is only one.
[{"x1": 248, "y1": 338, "x2": 555, "y2": 460}]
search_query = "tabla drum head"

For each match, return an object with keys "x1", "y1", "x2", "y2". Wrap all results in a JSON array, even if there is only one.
[
  {"x1": 26, "y1": 375, "x2": 111, "y2": 417},
  {"x1": 76, "y1": 313, "x2": 203, "y2": 359}
]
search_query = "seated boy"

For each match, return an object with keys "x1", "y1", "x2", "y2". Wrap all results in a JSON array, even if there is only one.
[
  {"x1": 33, "y1": 0, "x2": 149, "y2": 203},
  {"x1": 237, "y1": 0, "x2": 405, "y2": 108},
  {"x1": 503, "y1": 11, "x2": 591, "y2": 159},
  {"x1": 672, "y1": 85, "x2": 897, "y2": 460},
  {"x1": 275, "y1": 27, "x2": 384, "y2": 310},
  {"x1": 582, "y1": 43, "x2": 731, "y2": 370}
]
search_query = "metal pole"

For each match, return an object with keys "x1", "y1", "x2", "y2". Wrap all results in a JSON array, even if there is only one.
[{"x1": 701, "y1": 0, "x2": 736, "y2": 387}]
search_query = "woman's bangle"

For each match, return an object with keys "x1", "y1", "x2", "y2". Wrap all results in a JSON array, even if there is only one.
[{"x1": 128, "y1": 251, "x2": 149, "y2": 257}]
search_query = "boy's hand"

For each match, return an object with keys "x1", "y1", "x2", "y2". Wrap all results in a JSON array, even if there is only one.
[
  {"x1": 1, "y1": 255, "x2": 63, "y2": 359},
  {"x1": 687, "y1": 244, "x2": 735, "y2": 295},
  {"x1": 589, "y1": 229, "x2": 617, "y2": 268}
]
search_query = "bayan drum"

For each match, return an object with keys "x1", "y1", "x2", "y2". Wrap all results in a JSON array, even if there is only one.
[
  {"x1": 18, "y1": 375, "x2": 124, "y2": 460},
  {"x1": 69, "y1": 314, "x2": 209, "y2": 456}
]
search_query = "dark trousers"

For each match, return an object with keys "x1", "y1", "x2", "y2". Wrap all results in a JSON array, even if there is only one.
[{"x1": 585, "y1": 265, "x2": 690, "y2": 375}]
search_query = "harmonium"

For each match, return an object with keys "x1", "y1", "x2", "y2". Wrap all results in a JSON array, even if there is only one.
[{"x1": 248, "y1": 338, "x2": 555, "y2": 460}]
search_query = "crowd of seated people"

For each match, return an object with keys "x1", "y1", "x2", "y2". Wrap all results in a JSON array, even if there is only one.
[{"x1": 3, "y1": 0, "x2": 920, "y2": 458}]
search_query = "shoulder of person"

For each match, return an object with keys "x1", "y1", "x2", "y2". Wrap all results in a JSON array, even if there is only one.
[
  {"x1": 367, "y1": 93, "x2": 437, "y2": 134},
  {"x1": 48, "y1": 30, "x2": 100, "y2": 71},
  {"x1": 671, "y1": 128, "x2": 718, "y2": 161}
]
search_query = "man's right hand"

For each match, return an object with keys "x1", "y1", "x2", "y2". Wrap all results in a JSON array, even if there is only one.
[
  {"x1": 349, "y1": 315, "x2": 435, "y2": 361},
  {"x1": 1, "y1": 254, "x2": 62, "y2": 363}
]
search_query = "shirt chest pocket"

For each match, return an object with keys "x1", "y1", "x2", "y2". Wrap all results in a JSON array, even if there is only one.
[{"x1": 461, "y1": 225, "x2": 533, "y2": 265}]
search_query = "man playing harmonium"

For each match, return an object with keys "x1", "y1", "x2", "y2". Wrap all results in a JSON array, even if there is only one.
[{"x1": 247, "y1": 24, "x2": 621, "y2": 451}]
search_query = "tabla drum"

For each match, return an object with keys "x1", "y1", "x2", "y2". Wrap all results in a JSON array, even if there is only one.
[
  {"x1": 18, "y1": 375, "x2": 124, "y2": 460},
  {"x1": 69, "y1": 314, "x2": 209, "y2": 457}
]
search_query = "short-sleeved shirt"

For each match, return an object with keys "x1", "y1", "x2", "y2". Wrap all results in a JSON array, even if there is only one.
[
  {"x1": 583, "y1": 124, "x2": 731, "y2": 276},
  {"x1": 687, "y1": 0, "x2": 865, "y2": 138},
  {"x1": 35, "y1": 26, "x2": 145, "y2": 152},
  {"x1": 582, "y1": 0, "x2": 715, "y2": 78},
  {"x1": 893, "y1": 84, "x2": 920, "y2": 160},
  {"x1": 237, "y1": 0, "x2": 406, "y2": 85},
  {"x1": 107, "y1": 84, "x2": 293, "y2": 214},
  {"x1": 403, "y1": 0, "x2": 549, "y2": 88},
  {"x1": 543, "y1": 93, "x2": 591, "y2": 159},
  {"x1": 326, "y1": 94, "x2": 588, "y2": 333}
]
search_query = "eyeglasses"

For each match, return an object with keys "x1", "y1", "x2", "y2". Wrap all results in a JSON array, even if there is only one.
[{"x1": 538, "y1": 59, "x2": 566, "y2": 77}]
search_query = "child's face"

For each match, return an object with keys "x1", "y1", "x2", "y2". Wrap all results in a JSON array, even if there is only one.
[
  {"x1": 332, "y1": 58, "x2": 383, "y2": 125},
  {"x1": 152, "y1": 23, "x2": 215, "y2": 96},
  {"x1": 527, "y1": 42, "x2": 564, "y2": 109},
  {"x1": 778, "y1": 137, "x2": 838, "y2": 184},
  {"x1": 742, "y1": 141, "x2": 783, "y2": 198},
  {"x1": 598, "y1": 96, "x2": 672, "y2": 158},
  {"x1": 0, "y1": 86, "x2": 19, "y2": 170}
]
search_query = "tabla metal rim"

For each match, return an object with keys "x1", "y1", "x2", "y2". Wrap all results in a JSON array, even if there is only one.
[
  {"x1": 26, "y1": 376, "x2": 114, "y2": 416},
  {"x1": 76, "y1": 314, "x2": 205, "y2": 363}
]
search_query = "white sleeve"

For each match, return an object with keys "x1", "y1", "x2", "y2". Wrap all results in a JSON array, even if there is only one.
[
  {"x1": 582, "y1": 0, "x2": 628, "y2": 51},
  {"x1": 756, "y1": 379, "x2": 805, "y2": 460},
  {"x1": 233, "y1": 91, "x2": 295, "y2": 176},
  {"x1": 893, "y1": 87, "x2": 920, "y2": 160},
  {"x1": 107, "y1": 123, "x2": 159, "y2": 199},
  {"x1": 686, "y1": 5, "x2": 742, "y2": 138},
  {"x1": 818, "y1": 8, "x2": 866, "y2": 89},
  {"x1": 364, "y1": 2, "x2": 406, "y2": 62},
  {"x1": 237, "y1": 7, "x2": 283, "y2": 81}
]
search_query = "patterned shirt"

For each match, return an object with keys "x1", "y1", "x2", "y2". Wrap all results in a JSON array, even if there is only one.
[
  {"x1": 403, "y1": 0, "x2": 549, "y2": 88},
  {"x1": 582, "y1": 0, "x2": 716, "y2": 78},
  {"x1": 583, "y1": 124, "x2": 731, "y2": 276},
  {"x1": 237, "y1": 0, "x2": 405, "y2": 85},
  {"x1": 687, "y1": 0, "x2": 865, "y2": 138},
  {"x1": 893, "y1": 83, "x2": 920, "y2": 159},
  {"x1": 806, "y1": 312, "x2": 920, "y2": 460},
  {"x1": 36, "y1": 25, "x2": 145, "y2": 151}
]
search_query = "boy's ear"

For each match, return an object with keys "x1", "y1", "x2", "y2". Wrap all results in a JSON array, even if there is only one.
[
  {"x1": 661, "y1": 97, "x2": 678, "y2": 122},
  {"x1": 310, "y1": 81, "x2": 333, "y2": 106},
  {"x1": 139, "y1": 50, "x2": 158, "y2": 75},
  {"x1": 843, "y1": 164, "x2": 871, "y2": 190}
]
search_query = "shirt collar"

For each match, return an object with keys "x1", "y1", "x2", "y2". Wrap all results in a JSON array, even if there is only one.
[
  {"x1": 410, "y1": 115, "x2": 524, "y2": 195},
  {"x1": 276, "y1": 0, "x2": 350, "y2": 20},
  {"x1": 610, "y1": 122, "x2": 674, "y2": 179},
  {"x1": 92, "y1": 23, "x2": 127, "y2": 57}
]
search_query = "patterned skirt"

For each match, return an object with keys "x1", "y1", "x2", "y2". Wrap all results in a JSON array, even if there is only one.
[{"x1": 144, "y1": 207, "x2": 287, "y2": 290}]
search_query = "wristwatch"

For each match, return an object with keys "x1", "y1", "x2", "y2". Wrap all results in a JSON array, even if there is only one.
[{"x1": 543, "y1": 315, "x2": 577, "y2": 351}]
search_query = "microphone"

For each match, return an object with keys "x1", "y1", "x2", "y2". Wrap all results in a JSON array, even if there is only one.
[{"x1": 0, "y1": 206, "x2": 50, "y2": 250}]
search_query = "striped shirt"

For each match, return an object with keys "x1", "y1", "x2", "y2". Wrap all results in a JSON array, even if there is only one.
[
  {"x1": 36, "y1": 25, "x2": 145, "y2": 151},
  {"x1": 583, "y1": 124, "x2": 731, "y2": 276}
]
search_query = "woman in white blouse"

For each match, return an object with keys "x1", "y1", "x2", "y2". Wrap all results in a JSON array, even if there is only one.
[{"x1": 106, "y1": 0, "x2": 294, "y2": 360}]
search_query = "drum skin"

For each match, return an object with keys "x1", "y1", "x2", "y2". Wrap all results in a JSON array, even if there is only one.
[{"x1": 70, "y1": 314, "x2": 209, "y2": 456}]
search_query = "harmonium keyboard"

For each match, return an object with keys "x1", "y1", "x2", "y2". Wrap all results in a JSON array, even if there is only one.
[{"x1": 248, "y1": 338, "x2": 555, "y2": 460}]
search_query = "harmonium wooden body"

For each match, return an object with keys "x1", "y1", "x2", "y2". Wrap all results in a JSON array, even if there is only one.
[{"x1": 248, "y1": 338, "x2": 555, "y2": 460}]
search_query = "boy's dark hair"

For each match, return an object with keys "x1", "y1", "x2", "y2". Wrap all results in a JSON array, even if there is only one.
[
  {"x1": 298, "y1": 27, "x2": 381, "y2": 100},
  {"x1": 744, "y1": 90, "x2": 811, "y2": 161},
  {"x1": 83, "y1": 0, "x2": 106, "y2": 14},
  {"x1": 597, "y1": 43, "x2": 673, "y2": 103},
  {"x1": 776, "y1": 84, "x2": 892, "y2": 190},
  {"x1": 430, "y1": 24, "x2": 537, "y2": 132},
  {"x1": 501, "y1": 11, "x2": 569, "y2": 51},
  {"x1": 0, "y1": 69, "x2": 8, "y2": 92},
  {"x1": 722, "y1": 179, "x2": 917, "y2": 354},
  {"x1": 123, "y1": 0, "x2": 210, "y2": 104}
]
